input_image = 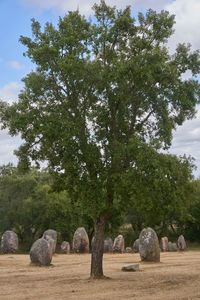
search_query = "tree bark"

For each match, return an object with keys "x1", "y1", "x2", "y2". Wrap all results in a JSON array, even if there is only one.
[{"x1": 90, "y1": 215, "x2": 106, "y2": 279}]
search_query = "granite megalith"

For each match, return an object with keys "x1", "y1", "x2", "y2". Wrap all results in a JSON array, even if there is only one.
[
  {"x1": 73, "y1": 227, "x2": 89, "y2": 253},
  {"x1": 113, "y1": 235, "x2": 125, "y2": 253},
  {"x1": 61, "y1": 241, "x2": 70, "y2": 254},
  {"x1": 30, "y1": 238, "x2": 52, "y2": 266},
  {"x1": 133, "y1": 238, "x2": 140, "y2": 253},
  {"x1": 104, "y1": 238, "x2": 113, "y2": 253},
  {"x1": 43, "y1": 229, "x2": 57, "y2": 253},
  {"x1": 161, "y1": 236, "x2": 169, "y2": 252},
  {"x1": 177, "y1": 235, "x2": 187, "y2": 251},
  {"x1": 139, "y1": 227, "x2": 160, "y2": 262},
  {"x1": 1, "y1": 230, "x2": 18, "y2": 254}
]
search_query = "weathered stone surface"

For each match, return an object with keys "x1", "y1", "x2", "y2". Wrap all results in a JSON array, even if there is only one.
[
  {"x1": 161, "y1": 236, "x2": 169, "y2": 252},
  {"x1": 168, "y1": 241, "x2": 178, "y2": 252},
  {"x1": 73, "y1": 227, "x2": 89, "y2": 253},
  {"x1": 43, "y1": 229, "x2": 57, "y2": 253},
  {"x1": 61, "y1": 241, "x2": 70, "y2": 254},
  {"x1": 30, "y1": 238, "x2": 52, "y2": 266},
  {"x1": 1, "y1": 230, "x2": 18, "y2": 254},
  {"x1": 125, "y1": 247, "x2": 132, "y2": 253},
  {"x1": 133, "y1": 239, "x2": 140, "y2": 253},
  {"x1": 122, "y1": 264, "x2": 139, "y2": 272},
  {"x1": 177, "y1": 235, "x2": 187, "y2": 251},
  {"x1": 104, "y1": 238, "x2": 113, "y2": 253},
  {"x1": 139, "y1": 227, "x2": 160, "y2": 262},
  {"x1": 113, "y1": 235, "x2": 125, "y2": 253}
]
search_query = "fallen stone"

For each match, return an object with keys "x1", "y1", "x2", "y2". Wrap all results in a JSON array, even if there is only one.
[{"x1": 122, "y1": 264, "x2": 140, "y2": 272}]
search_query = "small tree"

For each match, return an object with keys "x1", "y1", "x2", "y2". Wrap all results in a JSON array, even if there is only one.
[{"x1": 1, "y1": 1, "x2": 200, "y2": 278}]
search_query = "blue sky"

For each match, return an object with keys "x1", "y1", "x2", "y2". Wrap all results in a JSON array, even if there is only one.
[{"x1": 0, "y1": 0, "x2": 200, "y2": 176}]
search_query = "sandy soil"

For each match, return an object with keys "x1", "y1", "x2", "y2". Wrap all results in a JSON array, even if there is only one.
[{"x1": 0, "y1": 251, "x2": 200, "y2": 300}]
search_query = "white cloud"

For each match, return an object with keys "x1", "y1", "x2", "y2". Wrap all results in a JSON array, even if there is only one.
[
  {"x1": 7, "y1": 60, "x2": 24, "y2": 70},
  {"x1": 170, "y1": 108, "x2": 200, "y2": 177},
  {"x1": 0, "y1": 82, "x2": 21, "y2": 104},
  {"x1": 165, "y1": 0, "x2": 200, "y2": 51},
  {"x1": 20, "y1": 0, "x2": 172, "y2": 15}
]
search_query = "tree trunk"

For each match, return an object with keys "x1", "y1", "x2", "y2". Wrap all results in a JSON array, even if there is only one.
[{"x1": 90, "y1": 215, "x2": 106, "y2": 279}]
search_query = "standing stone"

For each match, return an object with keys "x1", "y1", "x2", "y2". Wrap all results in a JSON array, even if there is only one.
[
  {"x1": 43, "y1": 229, "x2": 57, "y2": 253},
  {"x1": 113, "y1": 235, "x2": 125, "y2": 253},
  {"x1": 161, "y1": 237, "x2": 169, "y2": 252},
  {"x1": 73, "y1": 227, "x2": 89, "y2": 253},
  {"x1": 30, "y1": 238, "x2": 52, "y2": 266},
  {"x1": 61, "y1": 241, "x2": 70, "y2": 254},
  {"x1": 177, "y1": 235, "x2": 187, "y2": 251},
  {"x1": 126, "y1": 247, "x2": 132, "y2": 253},
  {"x1": 168, "y1": 241, "x2": 178, "y2": 252},
  {"x1": 104, "y1": 238, "x2": 113, "y2": 253},
  {"x1": 1, "y1": 230, "x2": 18, "y2": 254},
  {"x1": 133, "y1": 239, "x2": 140, "y2": 253},
  {"x1": 139, "y1": 227, "x2": 160, "y2": 262}
]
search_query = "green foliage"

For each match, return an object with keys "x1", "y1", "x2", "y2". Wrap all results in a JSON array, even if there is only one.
[
  {"x1": 0, "y1": 1, "x2": 200, "y2": 247},
  {"x1": 0, "y1": 166, "x2": 91, "y2": 250}
]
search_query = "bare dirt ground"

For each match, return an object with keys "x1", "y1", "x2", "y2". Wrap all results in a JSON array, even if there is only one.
[{"x1": 0, "y1": 251, "x2": 200, "y2": 300}]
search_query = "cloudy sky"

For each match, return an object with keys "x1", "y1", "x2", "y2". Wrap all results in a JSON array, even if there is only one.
[{"x1": 0, "y1": 0, "x2": 200, "y2": 176}]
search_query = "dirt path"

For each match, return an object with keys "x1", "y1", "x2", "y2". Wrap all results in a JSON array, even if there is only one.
[{"x1": 0, "y1": 251, "x2": 200, "y2": 300}]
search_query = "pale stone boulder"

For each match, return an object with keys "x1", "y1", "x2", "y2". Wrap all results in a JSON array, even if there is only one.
[
  {"x1": 1, "y1": 230, "x2": 18, "y2": 254},
  {"x1": 61, "y1": 241, "x2": 70, "y2": 254},
  {"x1": 133, "y1": 239, "x2": 139, "y2": 253},
  {"x1": 104, "y1": 238, "x2": 113, "y2": 253},
  {"x1": 177, "y1": 235, "x2": 187, "y2": 251},
  {"x1": 30, "y1": 238, "x2": 52, "y2": 266},
  {"x1": 161, "y1": 237, "x2": 169, "y2": 252},
  {"x1": 43, "y1": 229, "x2": 57, "y2": 253},
  {"x1": 126, "y1": 247, "x2": 132, "y2": 253},
  {"x1": 168, "y1": 241, "x2": 178, "y2": 252},
  {"x1": 122, "y1": 264, "x2": 139, "y2": 272},
  {"x1": 139, "y1": 227, "x2": 160, "y2": 262},
  {"x1": 73, "y1": 227, "x2": 89, "y2": 253},
  {"x1": 113, "y1": 235, "x2": 125, "y2": 253}
]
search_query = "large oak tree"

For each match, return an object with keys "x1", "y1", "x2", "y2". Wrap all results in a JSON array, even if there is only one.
[{"x1": 0, "y1": 1, "x2": 200, "y2": 278}]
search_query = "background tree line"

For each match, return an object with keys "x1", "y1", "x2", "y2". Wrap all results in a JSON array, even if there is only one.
[{"x1": 1, "y1": 153, "x2": 200, "y2": 251}]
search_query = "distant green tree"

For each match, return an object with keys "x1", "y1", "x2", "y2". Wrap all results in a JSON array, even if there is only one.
[
  {"x1": 123, "y1": 151, "x2": 194, "y2": 237},
  {"x1": 1, "y1": 1, "x2": 200, "y2": 277}
]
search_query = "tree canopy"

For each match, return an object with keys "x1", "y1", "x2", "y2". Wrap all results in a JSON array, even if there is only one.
[{"x1": 0, "y1": 1, "x2": 200, "y2": 278}]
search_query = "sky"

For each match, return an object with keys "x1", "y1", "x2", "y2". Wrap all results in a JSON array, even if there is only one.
[{"x1": 0, "y1": 0, "x2": 200, "y2": 176}]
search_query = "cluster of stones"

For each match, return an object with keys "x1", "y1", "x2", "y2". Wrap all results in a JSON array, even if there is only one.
[
  {"x1": 160, "y1": 235, "x2": 187, "y2": 252},
  {"x1": 0, "y1": 226, "x2": 187, "y2": 268}
]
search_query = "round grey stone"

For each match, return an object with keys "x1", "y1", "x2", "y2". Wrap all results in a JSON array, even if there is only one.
[
  {"x1": 30, "y1": 238, "x2": 52, "y2": 266},
  {"x1": 139, "y1": 227, "x2": 160, "y2": 262},
  {"x1": 73, "y1": 227, "x2": 89, "y2": 253},
  {"x1": 43, "y1": 229, "x2": 57, "y2": 253},
  {"x1": 1, "y1": 230, "x2": 18, "y2": 254},
  {"x1": 61, "y1": 241, "x2": 70, "y2": 254}
]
